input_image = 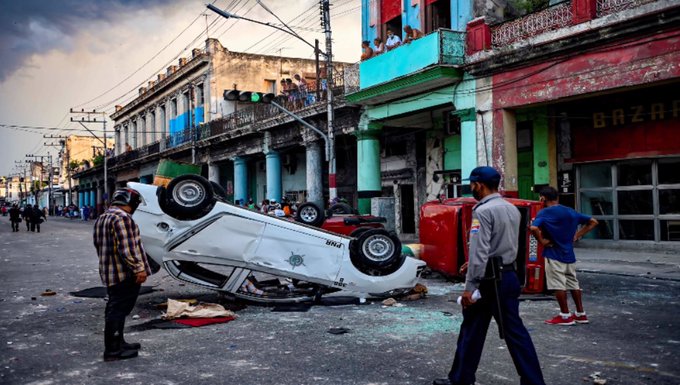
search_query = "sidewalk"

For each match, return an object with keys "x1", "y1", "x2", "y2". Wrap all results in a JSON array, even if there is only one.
[{"x1": 575, "y1": 246, "x2": 680, "y2": 281}]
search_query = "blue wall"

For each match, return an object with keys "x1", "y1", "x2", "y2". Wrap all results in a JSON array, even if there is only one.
[{"x1": 168, "y1": 107, "x2": 205, "y2": 147}]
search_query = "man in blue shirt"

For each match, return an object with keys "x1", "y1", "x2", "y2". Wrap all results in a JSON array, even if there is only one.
[{"x1": 530, "y1": 186, "x2": 598, "y2": 325}]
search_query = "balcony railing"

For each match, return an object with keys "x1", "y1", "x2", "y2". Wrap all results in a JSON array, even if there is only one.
[
  {"x1": 481, "y1": 0, "x2": 664, "y2": 50},
  {"x1": 491, "y1": 1, "x2": 574, "y2": 47},
  {"x1": 596, "y1": 0, "x2": 657, "y2": 16},
  {"x1": 358, "y1": 28, "x2": 465, "y2": 90},
  {"x1": 110, "y1": 68, "x2": 353, "y2": 167}
]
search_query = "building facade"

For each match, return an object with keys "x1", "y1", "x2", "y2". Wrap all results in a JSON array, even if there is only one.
[
  {"x1": 78, "y1": 38, "x2": 360, "y2": 213},
  {"x1": 465, "y1": 0, "x2": 680, "y2": 244},
  {"x1": 348, "y1": 0, "x2": 470, "y2": 240}
]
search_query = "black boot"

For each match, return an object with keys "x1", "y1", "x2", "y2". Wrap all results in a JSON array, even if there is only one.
[
  {"x1": 103, "y1": 320, "x2": 138, "y2": 361},
  {"x1": 120, "y1": 321, "x2": 141, "y2": 350}
]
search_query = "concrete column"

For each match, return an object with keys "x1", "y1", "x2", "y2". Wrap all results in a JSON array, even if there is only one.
[
  {"x1": 233, "y1": 157, "x2": 248, "y2": 205},
  {"x1": 266, "y1": 151, "x2": 282, "y2": 201},
  {"x1": 97, "y1": 184, "x2": 104, "y2": 204},
  {"x1": 208, "y1": 163, "x2": 221, "y2": 185},
  {"x1": 355, "y1": 124, "x2": 382, "y2": 215},
  {"x1": 90, "y1": 189, "x2": 96, "y2": 207},
  {"x1": 502, "y1": 109, "x2": 519, "y2": 195},
  {"x1": 78, "y1": 191, "x2": 84, "y2": 207},
  {"x1": 305, "y1": 140, "x2": 323, "y2": 208},
  {"x1": 461, "y1": 119, "x2": 477, "y2": 181}
]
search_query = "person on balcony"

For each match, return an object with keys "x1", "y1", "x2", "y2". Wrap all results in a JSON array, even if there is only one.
[
  {"x1": 360, "y1": 40, "x2": 374, "y2": 61},
  {"x1": 373, "y1": 38, "x2": 385, "y2": 55},
  {"x1": 385, "y1": 28, "x2": 401, "y2": 51},
  {"x1": 403, "y1": 25, "x2": 423, "y2": 43},
  {"x1": 285, "y1": 78, "x2": 299, "y2": 108},
  {"x1": 294, "y1": 74, "x2": 309, "y2": 107}
]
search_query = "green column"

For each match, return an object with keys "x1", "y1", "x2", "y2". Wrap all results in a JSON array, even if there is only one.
[
  {"x1": 355, "y1": 124, "x2": 382, "y2": 215},
  {"x1": 532, "y1": 111, "x2": 550, "y2": 186}
]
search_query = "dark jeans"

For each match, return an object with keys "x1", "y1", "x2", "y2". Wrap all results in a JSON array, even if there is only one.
[
  {"x1": 25, "y1": 220, "x2": 30, "y2": 230},
  {"x1": 11, "y1": 221, "x2": 19, "y2": 231},
  {"x1": 105, "y1": 278, "x2": 141, "y2": 323},
  {"x1": 30, "y1": 222, "x2": 40, "y2": 232},
  {"x1": 448, "y1": 271, "x2": 546, "y2": 385}
]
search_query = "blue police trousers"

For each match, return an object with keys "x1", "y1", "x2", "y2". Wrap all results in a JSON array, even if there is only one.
[{"x1": 448, "y1": 270, "x2": 546, "y2": 385}]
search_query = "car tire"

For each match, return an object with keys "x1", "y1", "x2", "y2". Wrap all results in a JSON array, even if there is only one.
[
  {"x1": 349, "y1": 227, "x2": 372, "y2": 238},
  {"x1": 210, "y1": 181, "x2": 227, "y2": 201},
  {"x1": 160, "y1": 174, "x2": 215, "y2": 220},
  {"x1": 329, "y1": 202, "x2": 354, "y2": 215},
  {"x1": 295, "y1": 202, "x2": 325, "y2": 227},
  {"x1": 350, "y1": 229, "x2": 404, "y2": 275}
]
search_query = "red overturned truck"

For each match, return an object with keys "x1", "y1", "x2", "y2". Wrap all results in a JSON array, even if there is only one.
[{"x1": 417, "y1": 197, "x2": 547, "y2": 294}]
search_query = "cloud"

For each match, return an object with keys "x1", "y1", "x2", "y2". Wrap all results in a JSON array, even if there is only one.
[{"x1": 0, "y1": 0, "x2": 179, "y2": 82}]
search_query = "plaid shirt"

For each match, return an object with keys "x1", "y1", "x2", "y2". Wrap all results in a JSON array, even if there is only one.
[{"x1": 93, "y1": 206, "x2": 151, "y2": 287}]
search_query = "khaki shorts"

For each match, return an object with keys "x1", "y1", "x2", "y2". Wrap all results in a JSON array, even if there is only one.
[{"x1": 545, "y1": 258, "x2": 580, "y2": 291}]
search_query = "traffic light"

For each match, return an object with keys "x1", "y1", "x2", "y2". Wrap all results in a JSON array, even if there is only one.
[{"x1": 223, "y1": 89, "x2": 275, "y2": 104}]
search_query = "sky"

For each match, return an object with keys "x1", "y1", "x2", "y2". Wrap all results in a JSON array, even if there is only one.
[{"x1": 0, "y1": 0, "x2": 361, "y2": 176}]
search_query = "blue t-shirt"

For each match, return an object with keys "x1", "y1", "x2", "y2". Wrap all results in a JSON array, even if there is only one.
[{"x1": 532, "y1": 205, "x2": 592, "y2": 264}]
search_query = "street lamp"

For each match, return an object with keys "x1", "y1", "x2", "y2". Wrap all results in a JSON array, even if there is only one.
[{"x1": 207, "y1": 1, "x2": 337, "y2": 201}]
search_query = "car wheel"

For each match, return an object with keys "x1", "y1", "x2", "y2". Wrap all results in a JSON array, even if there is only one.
[
  {"x1": 160, "y1": 174, "x2": 215, "y2": 220},
  {"x1": 350, "y1": 229, "x2": 404, "y2": 276},
  {"x1": 295, "y1": 202, "x2": 325, "y2": 227},
  {"x1": 329, "y1": 202, "x2": 354, "y2": 215}
]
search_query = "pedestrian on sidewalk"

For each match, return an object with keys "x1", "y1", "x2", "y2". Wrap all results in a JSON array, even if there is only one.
[
  {"x1": 93, "y1": 188, "x2": 151, "y2": 361},
  {"x1": 30, "y1": 204, "x2": 45, "y2": 232},
  {"x1": 530, "y1": 186, "x2": 599, "y2": 325},
  {"x1": 433, "y1": 167, "x2": 546, "y2": 385},
  {"x1": 9, "y1": 204, "x2": 21, "y2": 232}
]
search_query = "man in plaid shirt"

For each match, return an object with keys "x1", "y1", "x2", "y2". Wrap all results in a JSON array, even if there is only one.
[{"x1": 93, "y1": 188, "x2": 151, "y2": 361}]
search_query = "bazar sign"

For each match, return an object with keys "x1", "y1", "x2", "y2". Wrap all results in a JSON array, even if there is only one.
[{"x1": 592, "y1": 100, "x2": 680, "y2": 128}]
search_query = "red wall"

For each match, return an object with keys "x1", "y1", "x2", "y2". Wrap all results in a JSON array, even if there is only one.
[
  {"x1": 492, "y1": 30, "x2": 680, "y2": 109},
  {"x1": 490, "y1": 29, "x2": 680, "y2": 174},
  {"x1": 565, "y1": 85, "x2": 680, "y2": 162},
  {"x1": 381, "y1": 0, "x2": 401, "y2": 23}
]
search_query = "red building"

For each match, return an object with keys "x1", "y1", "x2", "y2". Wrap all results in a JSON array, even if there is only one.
[{"x1": 465, "y1": 0, "x2": 680, "y2": 244}]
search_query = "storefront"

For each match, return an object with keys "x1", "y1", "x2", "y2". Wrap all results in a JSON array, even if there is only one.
[{"x1": 559, "y1": 84, "x2": 680, "y2": 242}]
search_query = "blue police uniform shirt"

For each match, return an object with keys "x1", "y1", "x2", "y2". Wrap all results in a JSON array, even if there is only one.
[{"x1": 532, "y1": 205, "x2": 592, "y2": 264}]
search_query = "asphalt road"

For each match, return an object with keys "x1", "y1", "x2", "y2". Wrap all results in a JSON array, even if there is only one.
[{"x1": 1, "y1": 216, "x2": 679, "y2": 385}]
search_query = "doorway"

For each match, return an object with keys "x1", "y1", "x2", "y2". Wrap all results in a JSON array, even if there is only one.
[
  {"x1": 400, "y1": 184, "x2": 416, "y2": 234},
  {"x1": 517, "y1": 121, "x2": 536, "y2": 200}
]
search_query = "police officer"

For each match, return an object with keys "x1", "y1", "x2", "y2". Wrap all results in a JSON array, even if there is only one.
[{"x1": 434, "y1": 166, "x2": 546, "y2": 385}]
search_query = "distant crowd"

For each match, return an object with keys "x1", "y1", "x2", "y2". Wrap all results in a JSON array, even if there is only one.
[
  {"x1": 361, "y1": 25, "x2": 423, "y2": 61},
  {"x1": 235, "y1": 197, "x2": 297, "y2": 218}
]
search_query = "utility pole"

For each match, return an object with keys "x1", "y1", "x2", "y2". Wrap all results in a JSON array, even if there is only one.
[
  {"x1": 26, "y1": 154, "x2": 53, "y2": 213},
  {"x1": 46, "y1": 134, "x2": 71, "y2": 205},
  {"x1": 45, "y1": 140, "x2": 63, "y2": 213},
  {"x1": 321, "y1": 0, "x2": 336, "y2": 201},
  {"x1": 70, "y1": 109, "x2": 109, "y2": 206},
  {"x1": 315, "y1": 39, "x2": 321, "y2": 101}
]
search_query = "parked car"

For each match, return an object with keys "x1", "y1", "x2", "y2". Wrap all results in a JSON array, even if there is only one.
[
  {"x1": 129, "y1": 175, "x2": 425, "y2": 303},
  {"x1": 418, "y1": 197, "x2": 546, "y2": 294}
]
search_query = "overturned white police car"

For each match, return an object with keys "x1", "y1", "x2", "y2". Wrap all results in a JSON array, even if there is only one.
[{"x1": 129, "y1": 175, "x2": 425, "y2": 303}]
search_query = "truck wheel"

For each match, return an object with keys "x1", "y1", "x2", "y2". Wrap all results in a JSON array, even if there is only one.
[
  {"x1": 295, "y1": 202, "x2": 325, "y2": 227},
  {"x1": 329, "y1": 202, "x2": 354, "y2": 215},
  {"x1": 350, "y1": 229, "x2": 404, "y2": 275},
  {"x1": 160, "y1": 174, "x2": 215, "y2": 220}
]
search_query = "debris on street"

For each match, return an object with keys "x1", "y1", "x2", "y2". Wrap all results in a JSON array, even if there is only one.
[{"x1": 163, "y1": 298, "x2": 237, "y2": 320}]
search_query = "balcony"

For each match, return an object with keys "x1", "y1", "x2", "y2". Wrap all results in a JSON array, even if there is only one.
[
  {"x1": 347, "y1": 29, "x2": 465, "y2": 105},
  {"x1": 466, "y1": 0, "x2": 670, "y2": 55},
  {"x1": 108, "y1": 69, "x2": 356, "y2": 170}
]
